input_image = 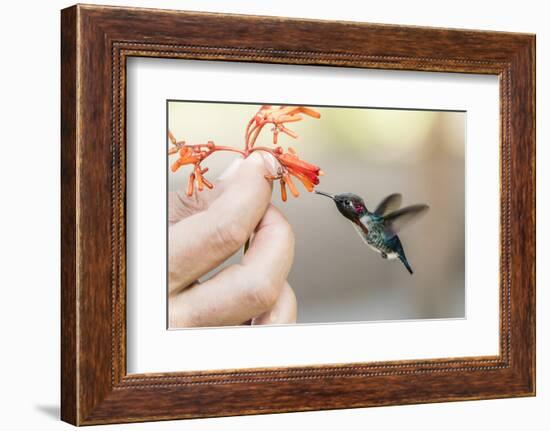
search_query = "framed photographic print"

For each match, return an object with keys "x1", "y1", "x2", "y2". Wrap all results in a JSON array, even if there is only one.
[{"x1": 61, "y1": 4, "x2": 535, "y2": 425}]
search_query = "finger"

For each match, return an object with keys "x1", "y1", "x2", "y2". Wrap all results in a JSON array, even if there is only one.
[
  {"x1": 168, "y1": 152, "x2": 278, "y2": 226},
  {"x1": 168, "y1": 157, "x2": 241, "y2": 226},
  {"x1": 251, "y1": 282, "x2": 297, "y2": 325},
  {"x1": 168, "y1": 190, "x2": 210, "y2": 226},
  {"x1": 168, "y1": 152, "x2": 274, "y2": 293},
  {"x1": 168, "y1": 205, "x2": 294, "y2": 328}
]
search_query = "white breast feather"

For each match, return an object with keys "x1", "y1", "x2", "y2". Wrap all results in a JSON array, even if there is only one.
[
  {"x1": 352, "y1": 218, "x2": 399, "y2": 260},
  {"x1": 352, "y1": 223, "x2": 369, "y2": 244}
]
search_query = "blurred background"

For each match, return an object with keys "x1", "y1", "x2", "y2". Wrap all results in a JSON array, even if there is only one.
[{"x1": 168, "y1": 101, "x2": 465, "y2": 323}]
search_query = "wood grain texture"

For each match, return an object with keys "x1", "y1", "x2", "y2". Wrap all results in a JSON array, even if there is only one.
[
  {"x1": 60, "y1": 5, "x2": 78, "y2": 425},
  {"x1": 60, "y1": 4, "x2": 535, "y2": 425}
]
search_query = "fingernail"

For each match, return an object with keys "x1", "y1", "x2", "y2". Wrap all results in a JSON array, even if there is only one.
[{"x1": 248, "y1": 151, "x2": 279, "y2": 177}]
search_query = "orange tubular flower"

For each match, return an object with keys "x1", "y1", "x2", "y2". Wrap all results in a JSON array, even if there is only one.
[
  {"x1": 168, "y1": 130, "x2": 177, "y2": 146},
  {"x1": 283, "y1": 173, "x2": 300, "y2": 197},
  {"x1": 186, "y1": 173, "x2": 195, "y2": 197},
  {"x1": 171, "y1": 146, "x2": 201, "y2": 172},
  {"x1": 280, "y1": 179, "x2": 288, "y2": 202},
  {"x1": 168, "y1": 105, "x2": 323, "y2": 200},
  {"x1": 278, "y1": 151, "x2": 321, "y2": 193},
  {"x1": 278, "y1": 106, "x2": 321, "y2": 119},
  {"x1": 249, "y1": 106, "x2": 321, "y2": 148}
]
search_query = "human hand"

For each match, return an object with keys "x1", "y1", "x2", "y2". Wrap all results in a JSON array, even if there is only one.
[{"x1": 168, "y1": 152, "x2": 297, "y2": 328}]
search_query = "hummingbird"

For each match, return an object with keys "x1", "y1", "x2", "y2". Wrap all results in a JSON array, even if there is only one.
[{"x1": 315, "y1": 190, "x2": 429, "y2": 274}]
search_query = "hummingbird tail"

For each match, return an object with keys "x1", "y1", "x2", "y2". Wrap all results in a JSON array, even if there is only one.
[
  {"x1": 399, "y1": 255, "x2": 414, "y2": 275},
  {"x1": 388, "y1": 235, "x2": 414, "y2": 275}
]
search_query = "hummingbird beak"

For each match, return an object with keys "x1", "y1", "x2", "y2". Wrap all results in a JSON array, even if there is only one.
[{"x1": 315, "y1": 190, "x2": 335, "y2": 200}]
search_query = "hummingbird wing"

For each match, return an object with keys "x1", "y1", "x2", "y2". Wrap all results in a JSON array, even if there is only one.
[
  {"x1": 383, "y1": 204, "x2": 429, "y2": 237},
  {"x1": 374, "y1": 193, "x2": 402, "y2": 216}
]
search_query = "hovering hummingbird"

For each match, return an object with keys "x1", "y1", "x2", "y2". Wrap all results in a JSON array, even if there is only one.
[{"x1": 315, "y1": 191, "x2": 429, "y2": 274}]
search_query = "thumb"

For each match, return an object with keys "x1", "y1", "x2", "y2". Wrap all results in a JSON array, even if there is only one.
[{"x1": 208, "y1": 152, "x2": 276, "y2": 232}]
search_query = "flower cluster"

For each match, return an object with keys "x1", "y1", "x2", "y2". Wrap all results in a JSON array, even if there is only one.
[{"x1": 168, "y1": 105, "x2": 323, "y2": 200}]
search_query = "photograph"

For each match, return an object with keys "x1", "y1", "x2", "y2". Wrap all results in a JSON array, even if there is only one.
[{"x1": 167, "y1": 101, "x2": 465, "y2": 328}]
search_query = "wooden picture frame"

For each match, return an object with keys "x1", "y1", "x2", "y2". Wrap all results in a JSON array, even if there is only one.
[{"x1": 61, "y1": 4, "x2": 535, "y2": 425}]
